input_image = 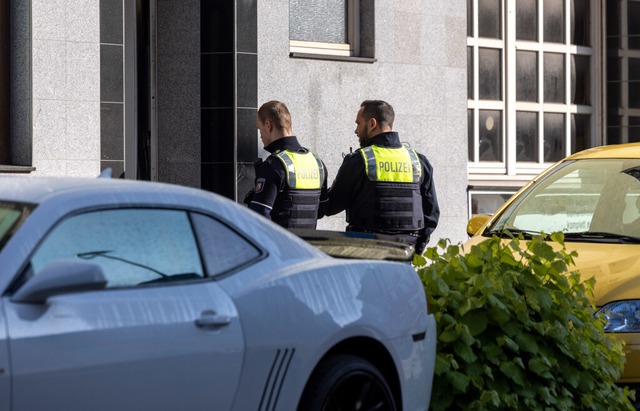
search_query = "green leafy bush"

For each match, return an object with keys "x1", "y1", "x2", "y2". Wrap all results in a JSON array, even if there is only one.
[{"x1": 414, "y1": 233, "x2": 635, "y2": 410}]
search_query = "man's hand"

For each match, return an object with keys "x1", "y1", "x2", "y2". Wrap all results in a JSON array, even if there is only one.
[
  {"x1": 414, "y1": 235, "x2": 429, "y2": 256},
  {"x1": 243, "y1": 189, "x2": 255, "y2": 206}
]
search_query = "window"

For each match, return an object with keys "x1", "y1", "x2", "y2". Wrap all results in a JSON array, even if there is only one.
[
  {"x1": 190, "y1": 213, "x2": 261, "y2": 277},
  {"x1": 468, "y1": 0, "x2": 596, "y2": 179},
  {"x1": 30, "y1": 209, "x2": 204, "y2": 287},
  {"x1": 606, "y1": 0, "x2": 640, "y2": 143},
  {"x1": 469, "y1": 190, "x2": 515, "y2": 218},
  {"x1": 289, "y1": 0, "x2": 360, "y2": 57},
  {"x1": 491, "y1": 159, "x2": 640, "y2": 236},
  {"x1": 0, "y1": 202, "x2": 33, "y2": 251}
]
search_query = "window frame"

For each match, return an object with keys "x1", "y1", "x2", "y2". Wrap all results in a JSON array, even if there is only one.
[
  {"x1": 289, "y1": 0, "x2": 360, "y2": 57},
  {"x1": 606, "y1": 0, "x2": 640, "y2": 143},
  {"x1": 28, "y1": 207, "x2": 207, "y2": 289},
  {"x1": 467, "y1": 0, "x2": 601, "y2": 183},
  {"x1": 18, "y1": 206, "x2": 266, "y2": 291},
  {"x1": 189, "y1": 211, "x2": 264, "y2": 280}
]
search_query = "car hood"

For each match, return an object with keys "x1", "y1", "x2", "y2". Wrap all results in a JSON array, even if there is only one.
[{"x1": 464, "y1": 236, "x2": 640, "y2": 307}]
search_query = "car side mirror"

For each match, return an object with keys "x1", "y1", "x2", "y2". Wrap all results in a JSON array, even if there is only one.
[
  {"x1": 467, "y1": 214, "x2": 492, "y2": 237},
  {"x1": 11, "y1": 260, "x2": 108, "y2": 304}
]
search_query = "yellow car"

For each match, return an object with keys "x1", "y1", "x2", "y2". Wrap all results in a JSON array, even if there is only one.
[{"x1": 466, "y1": 143, "x2": 640, "y2": 394}]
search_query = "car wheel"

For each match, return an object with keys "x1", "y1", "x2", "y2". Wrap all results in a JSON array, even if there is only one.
[{"x1": 298, "y1": 354, "x2": 397, "y2": 411}]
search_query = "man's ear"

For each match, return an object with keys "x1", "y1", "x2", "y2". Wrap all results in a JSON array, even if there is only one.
[{"x1": 368, "y1": 117, "x2": 378, "y2": 132}]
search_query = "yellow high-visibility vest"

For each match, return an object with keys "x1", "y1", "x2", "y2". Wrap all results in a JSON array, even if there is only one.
[
  {"x1": 274, "y1": 150, "x2": 324, "y2": 189},
  {"x1": 360, "y1": 145, "x2": 421, "y2": 183}
]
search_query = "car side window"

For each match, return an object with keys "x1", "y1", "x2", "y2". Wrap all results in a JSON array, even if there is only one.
[
  {"x1": 30, "y1": 209, "x2": 204, "y2": 287},
  {"x1": 190, "y1": 213, "x2": 261, "y2": 276}
]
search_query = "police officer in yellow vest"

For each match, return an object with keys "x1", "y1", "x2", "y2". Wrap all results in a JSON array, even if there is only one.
[
  {"x1": 319, "y1": 100, "x2": 440, "y2": 254},
  {"x1": 244, "y1": 100, "x2": 328, "y2": 229}
]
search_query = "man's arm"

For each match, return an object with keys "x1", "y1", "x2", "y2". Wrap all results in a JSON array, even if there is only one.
[
  {"x1": 248, "y1": 159, "x2": 283, "y2": 219},
  {"x1": 319, "y1": 153, "x2": 363, "y2": 218},
  {"x1": 418, "y1": 154, "x2": 440, "y2": 240}
]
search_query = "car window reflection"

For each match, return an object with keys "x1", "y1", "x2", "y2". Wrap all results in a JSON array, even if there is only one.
[
  {"x1": 491, "y1": 159, "x2": 640, "y2": 238},
  {"x1": 30, "y1": 209, "x2": 204, "y2": 287}
]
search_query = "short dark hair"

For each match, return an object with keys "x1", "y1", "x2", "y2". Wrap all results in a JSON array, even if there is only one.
[
  {"x1": 258, "y1": 100, "x2": 292, "y2": 131},
  {"x1": 360, "y1": 100, "x2": 394, "y2": 129}
]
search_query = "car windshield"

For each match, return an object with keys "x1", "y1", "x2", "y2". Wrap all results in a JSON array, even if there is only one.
[
  {"x1": 487, "y1": 158, "x2": 640, "y2": 241},
  {"x1": 0, "y1": 202, "x2": 33, "y2": 251}
]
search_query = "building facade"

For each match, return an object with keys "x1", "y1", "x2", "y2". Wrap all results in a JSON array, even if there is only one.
[{"x1": 14, "y1": 0, "x2": 625, "y2": 244}]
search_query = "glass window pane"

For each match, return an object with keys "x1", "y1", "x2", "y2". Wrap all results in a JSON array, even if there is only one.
[
  {"x1": 517, "y1": 51, "x2": 538, "y2": 102},
  {"x1": 630, "y1": 117, "x2": 640, "y2": 142},
  {"x1": 479, "y1": 48, "x2": 502, "y2": 100},
  {"x1": 478, "y1": 0, "x2": 501, "y2": 39},
  {"x1": 468, "y1": 47, "x2": 474, "y2": 99},
  {"x1": 517, "y1": 0, "x2": 537, "y2": 41},
  {"x1": 607, "y1": 82, "x2": 621, "y2": 109},
  {"x1": 470, "y1": 192, "x2": 514, "y2": 215},
  {"x1": 630, "y1": 82, "x2": 640, "y2": 109},
  {"x1": 608, "y1": 126, "x2": 622, "y2": 145},
  {"x1": 544, "y1": 113, "x2": 565, "y2": 162},
  {"x1": 571, "y1": 114, "x2": 590, "y2": 153},
  {"x1": 629, "y1": 1, "x2": 640, "y2": 49},
  {"x1": 608, "y1": 114, "x2": 622, "y2": 145},
  {"x1": 468, "y1": 0, "x2": 474, "y2": 36},
  {"x1": 191, "y1": 213, "x2": 260, "y2": 276},
  {"x1": 31, "y1": 209, "x2": 204, "y2": 288},
  {"x1": 607, "y1": 0, "x2": 621, "y2": 37},
  {"x1": 571, "y1": 0, "x2": 590, "y2": 46},
  {"x1": 608, "y1": 56, "x2": 622, "y2": 82},
  {"x1": 572, "y1": 55, "x2": 590, "y2": 105},
  {"x1": 630, "y1": 58, "x2": 640, "y2": 81},
  {"x1": 468, "y1": 109, "x2": 475, "y2": 161},
  {"x1": 517, "y1": 111, "x2": 538, "y2": 162},
  {"x1": 544, "y1": 52, "x2": 565, "y2": 103},
  {"x1": 544, "y1": 0, "x2": 564, "y2": 43},
  {"x1": 290, "y1": 0, "x2": 347, "y2": 43},
  {"x1": 479, "y1": 110, "x2": 503, "y2": 162}
]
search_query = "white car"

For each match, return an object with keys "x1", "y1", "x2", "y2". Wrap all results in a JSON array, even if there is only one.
[{"x1": 0, "y1": 175, "x2": 436, "y2": 411}]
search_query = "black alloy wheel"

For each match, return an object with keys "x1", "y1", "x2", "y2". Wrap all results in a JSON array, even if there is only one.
[{"x1": 298, "y1": 354, "x2": 397, "y2": 411}]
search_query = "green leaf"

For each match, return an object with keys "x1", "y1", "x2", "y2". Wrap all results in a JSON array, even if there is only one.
[
  {"x1": 479, "y1": 390, "x2": 501, "y2": 407},
  {"x1": 528, "y1": 357, "x2": 552, "y2": 379},
  {"x1": 461, "y1": 309, "x2": 489, "y2": 336},
  {"x1": 497, "y1": 336, "x2": 520, "y2": 353},
  {"x1": 447, "y1": 371, "x2": 471, "y2": 393},
  {"x1": 514, "y1": 334, "x2": 540, "y2": 354},
  {"x1": 439, "y1": 325, "x2": 460, "y2": 343},
  {"x1": 434, "y1": 354, "x2": 452, "y2": 375},
  {"x1": 453, "y1": 340, "x2": 478, "y2": 364},
  {"x1": 499, "y1": 361, "x2": 525, "y2": 387}
]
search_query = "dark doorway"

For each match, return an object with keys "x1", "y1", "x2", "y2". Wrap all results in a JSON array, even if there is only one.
[{"x1": 135, "y1": 0, "x2": 152, "y2": 180}]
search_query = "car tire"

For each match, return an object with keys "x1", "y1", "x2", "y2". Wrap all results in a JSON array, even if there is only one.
[{"x1": 298, "y1": 354, "x2": 397, "y2": 411}]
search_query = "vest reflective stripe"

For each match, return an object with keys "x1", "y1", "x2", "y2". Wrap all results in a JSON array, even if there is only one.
[
  {"x1": 275, "y1": 150, "x2": 324, "y2": 189},
  {"x1": 361, "y1": 146, "x2": 421, "y2": 183}
]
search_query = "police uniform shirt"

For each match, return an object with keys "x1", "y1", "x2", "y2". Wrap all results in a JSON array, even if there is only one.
[
  {"x1": 249, "y1": 136, "x2": 328, "y2": 221},
  {"x1": 319, "y1": 131, "x2": 440, "y2": 239}
]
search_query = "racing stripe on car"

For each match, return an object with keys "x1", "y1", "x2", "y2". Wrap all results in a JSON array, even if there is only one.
[{"x1": 258, "y1": 348, "x2": 295, "y2": 411}]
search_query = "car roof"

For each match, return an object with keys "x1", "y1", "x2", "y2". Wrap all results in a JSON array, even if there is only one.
[
  {"x1": 0, "y1": 175, "x2": 203, "y2": 204},
  {"x1": 565, "y1": 142, "x2": 640, "y2": 160}
]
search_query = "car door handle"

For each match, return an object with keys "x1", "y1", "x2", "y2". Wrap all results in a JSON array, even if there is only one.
[{"x1": 195, "y1": 310, "x2": 231, "y2": 329}]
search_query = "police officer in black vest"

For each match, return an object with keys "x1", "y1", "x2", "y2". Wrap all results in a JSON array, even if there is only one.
[
  {"x1": 244, "y1": 100, "x2": 328, "y2": 229},
  {"x1": 319, "y1": 100, "x2": 440, "y2": 255}
]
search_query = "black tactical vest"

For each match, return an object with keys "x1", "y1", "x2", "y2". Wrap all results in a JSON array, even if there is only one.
[
  {"x1": 271, "y1": 149, "x2": 325, "y2": 229},
  {"x1": 347, "y1": 145, "x2": 424, "y2": 232}
]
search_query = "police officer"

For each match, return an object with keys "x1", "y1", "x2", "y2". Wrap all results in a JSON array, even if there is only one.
[
  {"x1": 318, "y1": 100, "x2": 439, "y2": 254},
  {"x1": 244, "y1": 100, "x2": 328, "y2": 229}
]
